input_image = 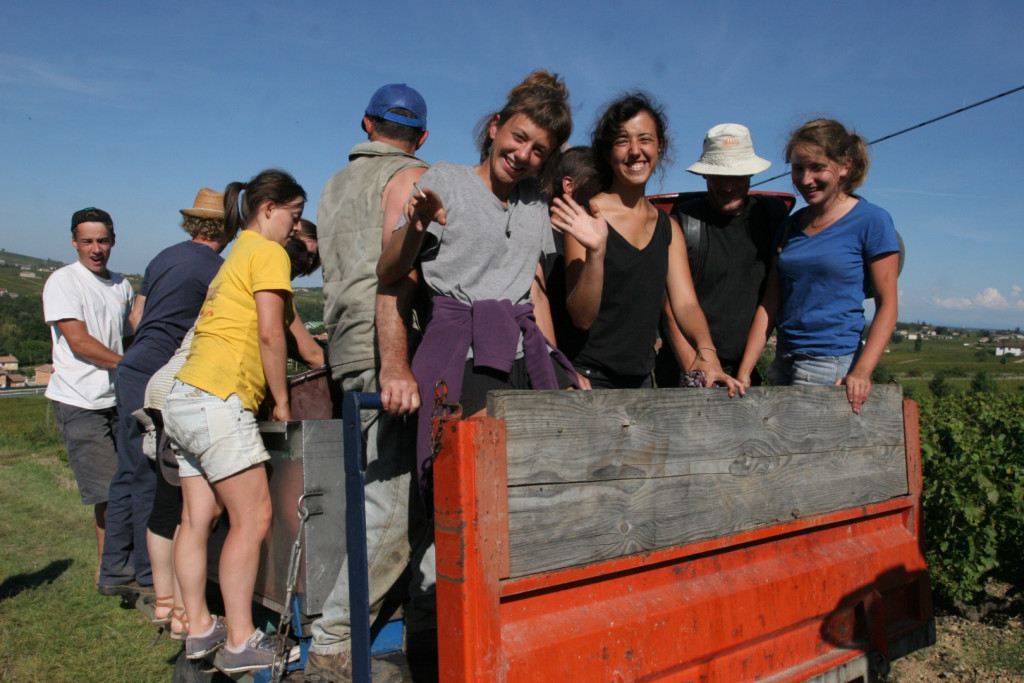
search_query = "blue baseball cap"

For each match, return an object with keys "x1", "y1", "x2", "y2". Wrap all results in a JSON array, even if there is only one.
[{"x1": 363, "y1": 83, "x2": 427, "y2": 131}]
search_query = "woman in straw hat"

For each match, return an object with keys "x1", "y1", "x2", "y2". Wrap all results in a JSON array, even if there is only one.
[
  {"x1": 100, "y1": 188, "x2": 236, "y2": 632},
  {"x1": 550, "y1": 92, "x2": 742, "y2": 393},
  {"x1": 736, "y1": 118, "x2": 899, "y2": 413}
]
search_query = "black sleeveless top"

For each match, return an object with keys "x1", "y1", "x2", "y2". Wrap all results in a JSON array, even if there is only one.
[{"x1": 571, "y1": 209, "x2": 671, "y2": 377}]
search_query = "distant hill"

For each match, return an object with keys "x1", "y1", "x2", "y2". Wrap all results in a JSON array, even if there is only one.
[
  {"x1": 0, "y1": 250, "x2": 65, "y2": 270},
  {"x1": 1, "y1": 246, "x2": 323, "y2": 323},
  {"x1": 0, "y1": 248, "x2": 144, "y2": 296},
  {"x1": 0, "y1": 250, "x2": 58, "y2": 298}
]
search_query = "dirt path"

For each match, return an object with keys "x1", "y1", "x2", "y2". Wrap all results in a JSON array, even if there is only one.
[{"x1": 891, "y1": 580, "x2": 1023, "y2": 682}]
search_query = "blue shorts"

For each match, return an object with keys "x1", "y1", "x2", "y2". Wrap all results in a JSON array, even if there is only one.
[{"x1": 162, "y1": 380, "x2": 269, "y2": 483}]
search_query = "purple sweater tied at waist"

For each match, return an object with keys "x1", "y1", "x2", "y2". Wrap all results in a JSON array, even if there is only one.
[{"x1": 411, "y1": 296, "x2": 578, "y2": 506}]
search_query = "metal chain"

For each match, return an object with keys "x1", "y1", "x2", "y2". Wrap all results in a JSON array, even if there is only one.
[
  {"x1": 429, "y1": 379, "x2": 462, "y2": 460},
  {"x1": 271, "y1": 491, "x2": 321, "y2": 682}
]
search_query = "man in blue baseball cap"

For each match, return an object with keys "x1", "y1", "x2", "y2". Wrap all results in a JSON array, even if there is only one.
[{"x1": 307, "y1": 84, "x2": 433, "y2": 681}]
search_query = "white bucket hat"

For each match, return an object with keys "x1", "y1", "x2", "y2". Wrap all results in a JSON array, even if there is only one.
[{"x1": 686, "y1": 123, "x2": 771, "y2": 177}]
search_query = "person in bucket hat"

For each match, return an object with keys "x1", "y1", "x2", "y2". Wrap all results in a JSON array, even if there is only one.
[{"x1": 658, "y1": 124, "x2": 790, "y2": 386}]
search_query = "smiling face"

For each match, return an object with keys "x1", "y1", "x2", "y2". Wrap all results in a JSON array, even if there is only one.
[
  {"x1": 608, "y1": 110, "x2": 661, "y2": 190},
  {"x1": 483, "y1": 113, "x2": 555, "y2": 198},
  {"x1": 789, "y1": 144, "x2": 851, "y2": 209},
  {"x1": 704, "y1": 175, "x2": 751, "y2": 216},
  {"x1": 72, "y1": 222, "x2": 114, "y2": 277},
  {"x1": 261, "y1": 197, "x2": 305, "y2": 245}
]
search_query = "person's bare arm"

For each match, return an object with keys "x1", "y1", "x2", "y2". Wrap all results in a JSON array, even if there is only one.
[
  {"x1": 551, "y1": 195, "x2": 608, "y2": 330},
  {"x1": 664, "y1": 218, "x2": 742, "y2": 396},
  {"x1": 662, "y1": 294, "x2": 698, "y2": 371},
  {"x1": 287, "y1": 310, "x2": 326, "y2": 368},
  {"x1": 841, "y1": 252, "x2": 899, "y2": 413},
  {"x1": 377, "y1": 187, "x2": 447, "y2": 286},
  {"x1": 530, "y1": 262, "x2": 558, "y2": 347},
  {"x1": 55, "y1": 319, "x2": 122, "y2": 369},
  {"x1": 381, "y1": 166, "x2": 429, "y2": 249},
  {"x1": 376, "y1": 271, "x2": 420, "y2": 415},
  {"x1": 255, "y1": 290, "x2": 291, "y2": 422},
  {"x1": 128, "y1": 294, "x2": 146, "y2": 332},
  {"x1": 737, "y1": 259, "x2": 781, "y2": 387}
]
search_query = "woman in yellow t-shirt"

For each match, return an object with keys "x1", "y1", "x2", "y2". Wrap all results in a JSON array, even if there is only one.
[{"x1": 162, "y1": 168, "x2": 308, "y2": 673}]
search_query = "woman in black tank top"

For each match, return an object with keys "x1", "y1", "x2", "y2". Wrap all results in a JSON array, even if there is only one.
[{"x1": 550, "y1": 93, "x2": 743, "y2": 394}]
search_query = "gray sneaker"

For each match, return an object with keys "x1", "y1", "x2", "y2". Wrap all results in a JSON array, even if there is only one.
[
  {"x1": 220, "y1": 629, "x2": 280, "y2": 673},
  {"x1": 185, "y1": 616, "x2": 227, "y2": 660}
]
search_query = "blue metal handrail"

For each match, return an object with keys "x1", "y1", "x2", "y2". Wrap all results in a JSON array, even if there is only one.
[{"x1": 342, "y1": 392, "x2": 382, "y2": 683}]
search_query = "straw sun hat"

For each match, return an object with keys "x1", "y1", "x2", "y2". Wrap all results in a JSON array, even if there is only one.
[
  {"x1": 180, "y1": 187, "x2": 225, "y2": 218},
  {"x1": 686, "y1": 123, "x2": 771, "y2": 177}
]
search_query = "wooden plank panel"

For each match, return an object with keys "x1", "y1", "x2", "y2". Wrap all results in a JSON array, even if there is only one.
[
  {"x1": 506, "y1": 443, "x2": 908, "y2": 577},
  {"x1": 488, "y1": 385, "x2": 905, "y2": 486}
]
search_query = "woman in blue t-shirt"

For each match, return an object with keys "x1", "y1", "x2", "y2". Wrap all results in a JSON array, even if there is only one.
[{"x1": 737, "y1": 119, "x2": 899, "y2": 413}]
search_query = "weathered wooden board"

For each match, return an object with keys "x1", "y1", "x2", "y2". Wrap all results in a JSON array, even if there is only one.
[
  {"x1": 488, "y1": 385, "x2": 905, "y2": 485},
  {"x1": 486, "y1": 385, "x2": 909, "y2": 577},
  {"x1": 505, "y1": 444, "x2": 907, "y2": 576}
]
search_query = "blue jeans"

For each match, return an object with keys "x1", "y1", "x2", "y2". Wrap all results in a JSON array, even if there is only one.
[
  {"x1": 99, "y1": 365, "x2": 155, "y2": 586},
  {"x1": 310, "y1": 369, "x2": 436, "y2": 655},
  {"x1": 768, "y1": 351, "x2": 856, "y2": 386}
]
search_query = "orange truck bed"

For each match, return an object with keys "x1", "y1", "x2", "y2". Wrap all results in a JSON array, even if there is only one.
[{"x1": 433, "y1": 385, "x2": 933, "y2": 682}]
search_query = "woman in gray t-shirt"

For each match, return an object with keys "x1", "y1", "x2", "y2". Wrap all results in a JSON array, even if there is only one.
[{"x1": 378, "y1": 70, "x2": 580, "y2": 495}]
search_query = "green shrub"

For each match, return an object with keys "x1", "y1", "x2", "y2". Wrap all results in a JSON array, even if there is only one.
[
  {"x1": 871, "y1": 364, "x2": 894, "y2": 384},
  {"x1": 970, "y1": 370, "x2": 998, "y2": 394},
  {"x1": 918, "y1": 393, "x2": 1024, "y2": 602},
  {"x1": 755, "y1": 351, "x2": 773, "y2": 386},
  {"x1": 929, "y1": 372, "x2": 955, "y2": 397}
]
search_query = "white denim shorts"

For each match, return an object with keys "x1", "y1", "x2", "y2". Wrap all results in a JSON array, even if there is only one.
[{"x1": 162, "y1": 380, "x2": 269, "y2": 483}]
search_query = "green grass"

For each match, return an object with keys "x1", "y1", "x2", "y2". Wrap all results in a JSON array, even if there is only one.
[
  {"x1": 0, "y1": 397, "x2": 182, "y2": 682},
  {"x1": 982, "y1": 628, "x2": 1024, "y2": 672},
  {"x1": 881, "y1": 335, "x2": 1024, "y2": 381}
]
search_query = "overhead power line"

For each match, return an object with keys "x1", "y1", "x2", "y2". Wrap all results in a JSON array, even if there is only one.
[{"x1": 751, "y1": 84, "x2": 1024, "y2": 187}]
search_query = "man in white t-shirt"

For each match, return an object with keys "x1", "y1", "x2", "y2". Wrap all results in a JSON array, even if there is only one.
[{"x1": 43, "y1": 207, "x2": 136, "y2": 588}]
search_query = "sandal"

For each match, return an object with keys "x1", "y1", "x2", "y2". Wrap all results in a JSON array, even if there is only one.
[
  {"x1": 170, "y1": 606, "x2": 188, "y2": 642},
  {"x1": 151, "y1": 596, "x2": 174, "y2": 626}
]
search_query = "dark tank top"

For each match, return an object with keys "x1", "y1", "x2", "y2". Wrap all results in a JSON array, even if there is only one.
[{"x1": 571, "y1": 209, "x2": 671, "y2": 377}]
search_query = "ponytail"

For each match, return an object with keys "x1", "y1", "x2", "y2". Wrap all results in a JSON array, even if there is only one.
[{"x1": 221, "y1": 169, "x2": 307, "y2": 235}]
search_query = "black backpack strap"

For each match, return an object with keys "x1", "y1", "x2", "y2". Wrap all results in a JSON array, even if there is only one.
[
  {"x1": 677, "y1": 210, "x2": 707, "y2": 284},
  {"x1": 757, "y1": 195, "x2": 791, "y2": 234}
]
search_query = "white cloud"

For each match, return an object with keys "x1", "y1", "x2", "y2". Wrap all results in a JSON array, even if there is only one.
[
  {"x1": 930, "y1": 287, "x2": 1024, "y2": 311},
  {"x1": 0, "y1": 53, "x2": 123, "y2": 102},
  {"x1": 931, "y1": 296, "x2": 974, "y2": 310}
]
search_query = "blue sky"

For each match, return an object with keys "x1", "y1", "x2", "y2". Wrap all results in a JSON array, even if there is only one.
[{"x1": 3, "y1": 1, "x2": 1022, "y2": 329}]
